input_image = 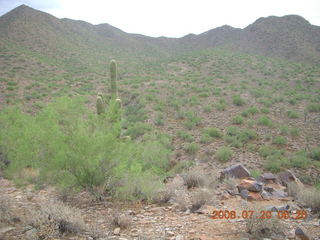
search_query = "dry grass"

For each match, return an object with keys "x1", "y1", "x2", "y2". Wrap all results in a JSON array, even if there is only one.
[
  {"x1": 111, "y1": 212, "x2": 131, "y2": 229},
  {"x1": 189, "y1": 190, "x2": 211, "y2": 213},
  {"x1": 152, "y1": 188, "x2": 174, "y2": 204},
  {"x1": 0, "y1": 195, "x2": 13, "y2": 226},
  {"x1": 27, "y1": 200, "x2": 87, "y2": 237},
  {"x1": 245, "y1": 205, "x2": 286, "y2": 239},
  {"x1": 287, "y1": 182, "x2": 320, "y2": 213},
  {"x1": 182, "y1": 171, "x2": 206, "y2": 189}
]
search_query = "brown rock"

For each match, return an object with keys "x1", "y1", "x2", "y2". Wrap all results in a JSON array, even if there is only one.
[
  {"x1": 220, "y1": 164, "x2": 251, "y2": 179},
  {"x1": 247, "y1": 192, "x2": 263, "y2": 201},
  {"x1": 237, "y1": 179, "x2": 263, "y2": 192}
]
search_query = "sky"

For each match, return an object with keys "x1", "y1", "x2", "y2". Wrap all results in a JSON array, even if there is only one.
[{"x1": 0, "y1": 0, "x2": 319, "y2": 38}]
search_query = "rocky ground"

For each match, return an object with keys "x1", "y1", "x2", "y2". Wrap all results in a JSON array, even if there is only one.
[{"x1": 1, "y1": 164, "x2": 319, "y2": 240}]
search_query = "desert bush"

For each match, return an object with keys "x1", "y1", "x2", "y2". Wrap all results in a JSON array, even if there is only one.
[
  {"x1": 232, "y1": 115, "x2": 244, "y2": 124},
  {"x1": 200, "y1": 134, "x2": 211, "y2": 144},
  {"x1": 111, "y1": 212, "x2": 131, "y2": 229},
  {"x1": 177, "y1": 130, "x2": 194, "y2": 142},
  {"x1": 204, "y1": 127, "x2": 222, "y2": 138},
  {"x1": 307, "y1": 103, "x2": 320, "y2": 112},
  {"x1": 184, "y1": 143, "x2": 200, "y2": 155},
  {"x1": 182, "y1": 171, "x2": 205, "y2": 189},
  {"x1": 184, "y1": 111, "x2": 201, "y2": 130},
  {"x1": 245, "y1": 205, "x2": 286, "y2": 239},
  {"x1": 189, "y1": 190, "x2": 211, "y2": 213},
  {"x1": 0, "y1": 97, "x2": 171, "y2": 201},
  {"x1": 310, "y1": 147, "x2": 320, "y2": 160},
  {"x1": 272, "y1": 136, "x2": 287, "y2": 146},
  {"x1": 232, "y1": 95, "x2": 246, "y2": 106},
  {"x1": 152, "y1": 188, "x2": 174, "y2": 204},
  {"x1": 289, "y1": 151, "x2": 311, "y2": 168},
  {"x1": 286, "y1": 110, "x2": 299, "y2": 119},
  {"x1": 288, "y1": 183, "x2": 320, "y2": 213},
  {"x1": 215, "y1": 146, "x2": 233, "y2": 162},
  {"x1": 257, "y1": 116, "x2": 273, "y2": 126}
]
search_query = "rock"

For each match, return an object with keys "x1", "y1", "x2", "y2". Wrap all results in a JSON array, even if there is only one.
[
  {"x1": 266, "y1": 204, "x2": 289, "y2": 212},
  {"x1": 263, "y1": 186, "x2": 275, "y2": 192},
  {"x1": 247, "y1": 192, "x2": 263, "y2": 201},
  {"x1": 26, "y1": 228, "x2": 38, "y2": 240},
  {"x1": 278, "y1": 170, "x2": 303, "y2": 187},
  {"x1": 270, "y1": 189, "x2": 288, "y2": 198},
  {"x1": 220, "y1": 164, "x2": 251, "y2": 179},
  {"x1": 0, "y1": 227, "x2": 15, "y2": 235},
  {"x1": 176, "y1": 234, "x2": 184, "y2": 240},
  {"x1": 166, "y1": 231, "x2": 175, "y2": 237},
  {"x1": 261, "y1": 173, "x2": 277, "y2": 180},
  {"x1": 239, "y1": 189, "x2": 250, "y2": 200},
  {"x1": 261, "y1": 190, "x2": 272, "y2": 200},
  {"x1": 237, "y1": 179, "x2": 263, "y2": 192},
  {"x1": 113, "y1": 228, "x2": 120, "y2": 235},
  {"x1": 295, "y1": 227, "x2": 311, "y2": 240}
]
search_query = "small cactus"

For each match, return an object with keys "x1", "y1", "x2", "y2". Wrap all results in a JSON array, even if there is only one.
[
  {"x1": 96, "y1": 96, "x2": 105, "y2": 115},
  {"x1": 110, "y1": 60, "x2": 118, "y2": 98}
]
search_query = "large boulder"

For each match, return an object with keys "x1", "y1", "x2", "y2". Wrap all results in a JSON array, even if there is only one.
[
  {"x1": 278, "y1": 170, "x2": 303, "y2": 187},
  {"x1": 220, "y1": 164, "x2": 251, "y2": 179}
]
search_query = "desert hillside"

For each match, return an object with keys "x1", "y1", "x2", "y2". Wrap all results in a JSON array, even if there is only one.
[{"x1": 0, "y1": 5, "x2": 320, "y2": 240}]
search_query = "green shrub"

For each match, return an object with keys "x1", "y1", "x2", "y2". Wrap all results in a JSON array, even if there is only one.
[
  {"x1": 259, "y1": 145, "x2": 284, "y2": 158},
  {"x1": 260, "y1": 108, "x2": 270, "y2": 114},
  {"x1": 177, "y1": 130, "x2": 194, "y2": 142},
  {"x1": 0, "y1": 97, "x2": 171, "y2": 201},
  {"x1": 200, "y1": 134, "x2": 211, "y2": 144},
  {"x1": 232, "y1": 95, "x2": 246, "y2": 106},
  {"x1": 184, "y1": 111, "x2": 201, "y2": 130},
  {"x1": 257, "y1": 116, "x2": 273, "y2": 126},
  {"x1": 286, "y1": 110, "x2": 299, "y2": 119},
  {"x1": 290, "y1": 128, "x2": 300, "y2": 137},
  {"x1": 289, "y1": 151, "x2": 311, "y2": 169},
  {"x1": 310, "y1": 147, "x2": 320, "y2": 160},
  {"x1": 307, "y1": 103, "x2": 320, "y2": 113},
  {"x1": 272, "y1": 136, "x2": 287, "y2": 146},
  {"x1": 215, "y1": 146, "x2": 233, "y2": 162},
  {"x1": 185, "y1": 143, "x2": 200, "y2": 155},
  {"x1": 232, "y1": 115, "x2": 244, "y2": 124},
  {"x1": 204, "y1": 127, "x2": 222, "y2": 138},
  {"x1": 279, "y1": 125, "x2": 289, "y2": 135}
]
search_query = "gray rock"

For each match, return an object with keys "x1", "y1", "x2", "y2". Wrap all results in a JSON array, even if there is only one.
[
  {"x1": 26, "y1": 228, "x2": 38, "y2": 240},
  {"x1": 220, "y1": 164, "x2": 251, "y2": 179},
  {"x1": 271, "y1": 189, "x2": 288, "y2": 198},
  {"x1": 261, "y1": 190, "x2": 272, "y2": 200},
  {"x1": 262, "y1": 172, "x2": 276, "y2": 180},
  {"x1": 295, "y1": 226, "x2": 311, "y2": 240},
  {"x1": 266, "y1": 204, "x2": 289, "y2": 212},
  {"x1": 239, "y1": 189, "x2": 249, "y2": 200},
  {"x1": 278, "y1": 170, "x2": 303, "y2": 187}
]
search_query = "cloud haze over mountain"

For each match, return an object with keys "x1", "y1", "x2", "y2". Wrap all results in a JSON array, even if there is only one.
[{"x1": 0, "y1": 0, "x2": 319, "y2": 37}]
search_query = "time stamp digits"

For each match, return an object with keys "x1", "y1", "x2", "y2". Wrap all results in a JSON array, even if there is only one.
[{"x1": 211, "y1": 210, "x2": 308, "y2": 220}]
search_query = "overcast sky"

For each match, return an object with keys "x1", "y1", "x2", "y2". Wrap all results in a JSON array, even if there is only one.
[{"x1": 0, "y1": 0, "x2": 319, "y2": 37}]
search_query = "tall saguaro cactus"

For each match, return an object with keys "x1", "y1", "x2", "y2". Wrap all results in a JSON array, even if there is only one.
[
  {"x1": 96, "y1": 60, "x2": 123, "y2": 137},
  {"x1": 110, "y1": 60, "x2": 118, "y2": 98}
]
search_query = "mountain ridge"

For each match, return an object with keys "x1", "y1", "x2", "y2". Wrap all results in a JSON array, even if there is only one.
[{"x1": 1, "y1": 4, "x2": 320, "y2": 65}]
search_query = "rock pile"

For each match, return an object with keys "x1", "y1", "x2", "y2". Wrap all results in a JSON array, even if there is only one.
[{"x1": 221, "y1": 165, "x2": 302, "y2": 201}]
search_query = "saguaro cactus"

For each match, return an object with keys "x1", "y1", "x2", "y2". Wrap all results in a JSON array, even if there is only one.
[
  {"x1": 110, "y1": 60, "x2": 118, "y2": 98},
  {"x1": 96, "y1": 96, "x2": 105, "y2": 115}
]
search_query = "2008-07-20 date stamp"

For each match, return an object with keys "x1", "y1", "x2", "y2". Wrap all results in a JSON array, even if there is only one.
[{"x1": 211, "y1": 210, "x2": 308, "y2": 220}]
